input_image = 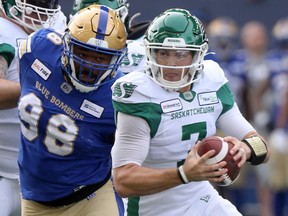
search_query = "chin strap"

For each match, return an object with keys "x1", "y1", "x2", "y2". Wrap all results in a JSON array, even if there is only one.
[{"x1": 242, "y1": 136, "x2": 268, "y2": 165}]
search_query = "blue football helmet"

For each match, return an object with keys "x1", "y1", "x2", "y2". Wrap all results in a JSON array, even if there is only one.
[
  {"x1": 62, "y1": 4, "x2": 127, "y2": 93},
  {"x1": 70, "y1": 0, "x2": 129, "y2": 29},
  {"x1": 206, "y1": 17, "x2": 239, "y2": 61}
]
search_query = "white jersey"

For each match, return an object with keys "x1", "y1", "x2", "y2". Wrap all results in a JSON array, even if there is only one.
[
  {"x1": 0, "y1": 18, "x2": 27, "y2": 179},
  {"x1": 112, "y1": 60, "x2": 241, "y2": 215},
  {"x1": 49, "y1": 11, "x2": 67, "y2": 32},
  {"x1": 119, "y1": 39, "x2": 146, "y2": 74}
]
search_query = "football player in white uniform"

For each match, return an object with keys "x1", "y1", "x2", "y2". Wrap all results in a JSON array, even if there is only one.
[
  {"x1": 0, "y1": 0, "x2": 65, "y2": 215},
  {"x1": 120, "y1": 39, "x2": 146, "y2": 74},
  {"x1": 111, "y1": 8, "x2": 270, "y2": 216}
]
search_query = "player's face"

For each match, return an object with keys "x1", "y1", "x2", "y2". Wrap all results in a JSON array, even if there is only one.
[
  {"x1": 72, "y1": 45, "x2": 113, "y2": 84},
  {"x1": 155, "y1": 49, "x2": 193, "y2": 82}
]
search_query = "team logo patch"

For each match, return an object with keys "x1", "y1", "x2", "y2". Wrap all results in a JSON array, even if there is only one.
[
  {"x1": 31, "y1": 59, "x2": 51, "y2": 80},
  {"x1": 121, "y1": 53, "x2": 144, "y2": 67},
  {"x1": 113, "y1": 82, "x2": 137, "y2": 98},
  {"x1": 161, "y1": 99, "x2": 182, "y2": 113},
  {"x1": 200, "y1": 194, "x2": 211, "y2": 203},
  {"x1": 181, "y1": 91, "x2": 195, "y2": 101},
  {"x1": 198, "y1": 92, "x2": 219, "y2": 106},
  {"x1": 60, "y1": 82, "x2": 73, "y2": 94},
  {"x1": 80, "y1": 99, "x2": 104, "y2": 118}
]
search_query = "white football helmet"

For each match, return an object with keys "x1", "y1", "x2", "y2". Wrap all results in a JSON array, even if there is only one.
[
  {"x1": 1, "y1": 0, "x2": 61, "y2": 32},
  {"x1": 144, "y1": 8, "x2": 208, "y2": 91}
]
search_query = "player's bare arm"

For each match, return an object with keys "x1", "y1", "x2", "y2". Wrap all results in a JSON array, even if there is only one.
[
  {"x1": 0, "y1": 56, "x2": 20, "y2": 109},
  {"x1": 114, "y1": 149, "x2": 228, "y2": 198}
]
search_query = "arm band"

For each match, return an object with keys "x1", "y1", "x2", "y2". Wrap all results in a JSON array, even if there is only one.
[
  {"x1": 242, "y1": 136, "x2": 268, "y2": 165},
  {"x1": 177, "y1": 165, "x2": 189, "y2": 184}
]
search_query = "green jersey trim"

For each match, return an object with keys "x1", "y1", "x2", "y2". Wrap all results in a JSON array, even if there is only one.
[
  {"x1": 217, "y1": 83, "x2": 234, "y2": 116},
  {"x1": 127, "y1": 196, "x2": 140, "y2": 216},
  {"x1": 112, "y1": 101, "x2": 162, "y2": 138}
]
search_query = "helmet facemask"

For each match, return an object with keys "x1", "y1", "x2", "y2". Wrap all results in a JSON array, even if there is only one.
[
  {"x1": 9, "y1": 0, "x2": 61, "y2": 32},
  {"x1": 62, "y1": 5, "x2": 127, "y2": 93},
  {"x1": 145, "y1": 38, "x2": 208, "y2": 91},
  {"x1": 115, "y1": 2, "x2": 129, "y2": 26},
  {"x1": 144, "y1": 8, "x2": 209, "y2": 92},
  {"x1": 62, "y1": 33, "x2": 127, "y2": 93}
]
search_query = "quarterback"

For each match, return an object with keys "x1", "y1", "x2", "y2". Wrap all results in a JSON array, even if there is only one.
[{"x1": 111, "y1": 8, "x2": 270, "y2": 216}]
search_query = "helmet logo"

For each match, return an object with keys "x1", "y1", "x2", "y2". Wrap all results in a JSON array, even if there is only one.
[
  {"x1": 163, "y1": 38, "x2": 186, "y2": 46},
  {"x1": 87, "y1": 38, "x2": 109, "y2": 48},
  {"x1": 60, "y1": 82, "x2": 73, "y2": 94}
]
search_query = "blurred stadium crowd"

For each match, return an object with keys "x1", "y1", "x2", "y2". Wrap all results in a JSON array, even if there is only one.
[{"x1": 57, "y1": 1, "x2": 288, "y2": 216}]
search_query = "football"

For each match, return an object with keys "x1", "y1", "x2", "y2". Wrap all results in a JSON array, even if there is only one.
[{"x1": 197, "y1": 136, "x2": 241, "y2": 186}]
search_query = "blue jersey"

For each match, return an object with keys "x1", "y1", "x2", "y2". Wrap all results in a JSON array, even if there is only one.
[{"x1": 18, "y1": 28, "x2": 123, "y2": 202}]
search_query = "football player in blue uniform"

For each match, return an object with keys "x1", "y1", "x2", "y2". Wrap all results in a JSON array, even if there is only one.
[
  {"x1": 111, "y1": 8, "x2": 270, "y2": 216},
  {"x1": 0, "y1": 0, "x2": 65, "y2": 215},
  {"x1": 17, "y1": 4, "x2": 127, "y2": 215}
]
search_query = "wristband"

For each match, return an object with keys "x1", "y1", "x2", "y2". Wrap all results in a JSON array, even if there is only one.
[
  {"x1": 177, "y1": 165, "x2": 189, "y2": 184},
  {"x1": 242, "y1": 136, "x2": 267, "y2": 165}
]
